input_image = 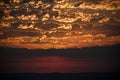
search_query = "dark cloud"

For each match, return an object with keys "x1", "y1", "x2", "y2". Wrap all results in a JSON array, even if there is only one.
[
  {"x1": 0, "y1": 44, "x2": 120, "y2": 58},
  {"x1": 21, "y1": 0, "x2": 31, "y2": 3},
  {"x1": 42, "y1": 0, "x2": 54, "y2": 3},
  {"x1": 2, "y1": 0, "x2": 10, "y2": 4}
]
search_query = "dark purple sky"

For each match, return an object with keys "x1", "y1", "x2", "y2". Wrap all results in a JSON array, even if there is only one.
[{"x1": 0, "y1": 45, "x2": 120, "y2": 73}]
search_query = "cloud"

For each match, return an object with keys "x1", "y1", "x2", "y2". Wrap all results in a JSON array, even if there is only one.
[
  {"x1": 10, "y1": 0, "x2": 22, "y2": 3},
  {"x1": 0, "y1": 22, "x2": 11, "y2": 28},
  {"x1": 17, "y1": 14, "x2": 38, "y2": 20},
  {"x1": 0, "y1": 31, "x2": 3, "y2": 36},
  {"x1": 98, "y1": 18, "x2": 110, "y2": 23},
  {"x1": 0, "y1": 34, "x2": 120, "y2": 49},
  {"x1": 0, "y1": 0, "x2": 120, "y2": 49},
  {"x1": 42, "y1": 13, "x2": 50, "y2": 21},
  {"x1": 18, "y1": 24, "x2": 34, "y2": 29},
  {"x1": 53, "y1": 0, "x2": 120, "y2": 10}
]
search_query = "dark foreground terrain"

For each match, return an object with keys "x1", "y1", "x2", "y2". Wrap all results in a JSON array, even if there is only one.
[{"x1": 0, "y1": 73, "x2": 120, "y2": 80}]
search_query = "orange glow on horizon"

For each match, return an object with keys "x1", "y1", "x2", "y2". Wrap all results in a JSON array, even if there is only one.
[{"x1": 1, "y1": 56, "x2": 114, "y2": 73}]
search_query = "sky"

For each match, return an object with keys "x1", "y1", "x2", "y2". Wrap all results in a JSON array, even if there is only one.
[
  {"x1": 0, "y1": 0, "x2": 120, "y2": 73},
  {"x1": 0, "y1": 45, "x2": 120, "y2": 73}
]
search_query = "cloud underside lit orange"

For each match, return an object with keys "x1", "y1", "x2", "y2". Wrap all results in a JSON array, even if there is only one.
[
  {"x1": 0, "y1": 0, "x2": 120, "y2": 49},
  {"x1": 0, "y1": 35, "x2": 120, "y2": 49}
]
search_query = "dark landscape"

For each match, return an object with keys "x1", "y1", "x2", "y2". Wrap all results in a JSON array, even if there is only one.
[{"x1": 0, "y1": 72, "x2": 120, "y2": 80}]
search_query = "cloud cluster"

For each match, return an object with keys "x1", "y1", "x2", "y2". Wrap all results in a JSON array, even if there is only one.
[{"x1": 0, "y1": 0, "x2": 120, "y2": 49}]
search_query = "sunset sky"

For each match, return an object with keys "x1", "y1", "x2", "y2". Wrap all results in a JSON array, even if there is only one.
[{"x1": 0, "y1": 0, "x2": 120, "y2": 73}]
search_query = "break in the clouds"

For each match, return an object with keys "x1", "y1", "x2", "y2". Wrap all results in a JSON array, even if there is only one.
[{"x1": 0, "y1": 0, "x2": 120, "y2": 49}]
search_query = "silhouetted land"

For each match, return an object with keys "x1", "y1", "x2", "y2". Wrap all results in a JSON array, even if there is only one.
[{"x1": 0, "y1": 72, "x2": 120, "y2": 80}]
